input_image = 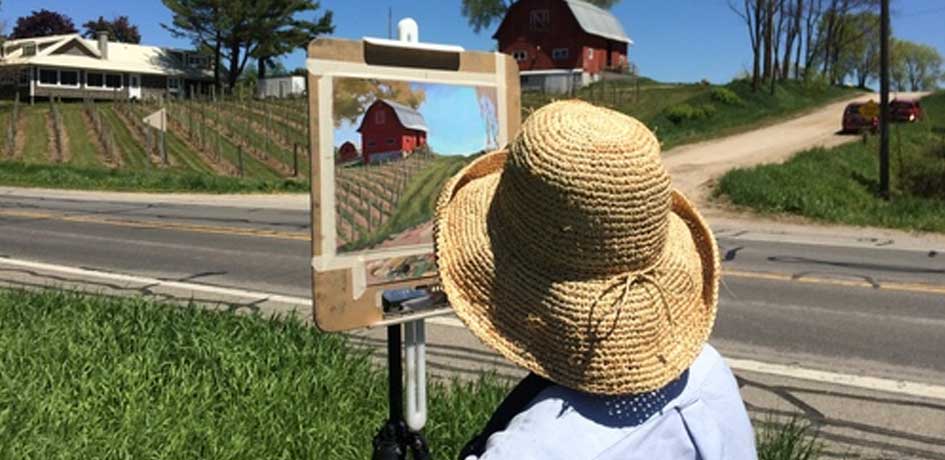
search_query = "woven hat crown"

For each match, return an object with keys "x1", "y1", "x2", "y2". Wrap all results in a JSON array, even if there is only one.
[{"x1": 495, "y1": 100, "x2": 671, "y2": 275}]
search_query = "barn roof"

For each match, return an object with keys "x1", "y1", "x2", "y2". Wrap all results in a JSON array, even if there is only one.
[
  {"x1": 565, "y1": 0, "x2": 632, "y2": 44},
  {"x1": 359, "y1": 99, "x2": 428, "y2": 133},
  {"x1": 492, "y1": 0, "x2": 632, "y2": 45}
]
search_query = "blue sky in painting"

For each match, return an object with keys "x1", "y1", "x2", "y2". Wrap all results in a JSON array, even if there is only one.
[{"x1": 334, "y1": 83, "x2": 491, "y2": 156}]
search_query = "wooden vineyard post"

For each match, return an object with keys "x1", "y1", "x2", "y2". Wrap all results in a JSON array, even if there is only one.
[
  {"x1": 6, "y1": 93, "x2": 18, "y2": 157},
  {"x1": 237, "y1": 144, "x2": 245, "y2": 177},
  {"x1": 265, "y1": 102, "x2": 272, "y2": 155},
  {"x1": 144, "y1": 126, "x2": 151, "y2": 171},
  {"x1": 49, "y1": 99, "x2": 59, "y2": 163}
]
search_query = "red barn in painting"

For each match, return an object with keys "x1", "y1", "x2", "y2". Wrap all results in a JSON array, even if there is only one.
[
  {"x1": 357, "y1": 99, "x2": 428, "y2": 165},
  {"x1": 493, "y1": 0, "x2": 632, "y2": 93},
  {"x1": 337, "y1": 141, "x2": 360, "y2": 164}
]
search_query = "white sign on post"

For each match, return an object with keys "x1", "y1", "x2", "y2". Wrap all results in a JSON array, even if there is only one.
[{"x1": 142, "y1": 109, "x2": 167, "y2": 132}]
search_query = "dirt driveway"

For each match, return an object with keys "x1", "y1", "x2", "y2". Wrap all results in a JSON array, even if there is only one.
[{"x1": 663, "y1": 91, "x2": 929, "y2": 207}]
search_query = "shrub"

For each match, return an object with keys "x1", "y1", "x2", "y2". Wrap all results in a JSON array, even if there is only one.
[
  {"x1": 665, "y1": 103, "x2": 716, "y2": 124},
  {"x1": 801, "y1": 73, "x2": 831, "y2": 94},
  {"x1": 696, "y1": 103, "x2": 717, "y2": 118},
  {"x1": 665, "y1": 104, "x2": 696, "y2": 124},
  {"x1": 711, "y1": 87, "x2": 744, "y2": 106}
]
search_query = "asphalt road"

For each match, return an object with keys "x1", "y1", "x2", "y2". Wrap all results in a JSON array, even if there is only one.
[
  {"x1": 1, "y1": 192, "x2": 943, "y2": 382},
  {"x1": 2, "y1": 192, "x2": 944, "y2": 458}
]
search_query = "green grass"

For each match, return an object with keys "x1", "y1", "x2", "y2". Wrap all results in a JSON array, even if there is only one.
[
  {"x1": 341, "y1": 154, "x2": 470, "y2": 251},
  {"x1": 0, "y1": 288, "x2": 506, "y2": 459},
  {"x1": 162, "y1": 101, "x2": 284, "y2": 180},
  {"x1": 0, "y1": 161, "x2": 307, "y2": 193},
  {"x1": 101, "y1": 105, "x2": 149, "y2": 170},
  {"x1": 757, "y1": 416, "x2": 823, "y2": 460},
  {"x1": 125, "y1": 102, "x2": 215, "y2": 174},
  {"x1": 716, "y1": 92, "x2": 945, "y2": 233},
  {"x1": 0, "y1": 288, "x2": 822, "y2": 459},
  {"x1": 522, "y1": 78, "x2": 862, "y2": 150},
  {"x1": 61, "y1": 105, "x2": 102, "y2": 169},
  {"x1": 20, "y1": 106, "x2": 49, "y2": 163}
]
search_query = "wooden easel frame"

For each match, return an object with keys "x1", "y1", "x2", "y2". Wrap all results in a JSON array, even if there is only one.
[{"x1": 307, "y1": 37, "x2": 521, "y2": 332}]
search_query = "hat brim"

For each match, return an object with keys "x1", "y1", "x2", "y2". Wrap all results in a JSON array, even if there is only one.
[{"x1": 435, "y1": 150, "x2": 720, "y2": 395}]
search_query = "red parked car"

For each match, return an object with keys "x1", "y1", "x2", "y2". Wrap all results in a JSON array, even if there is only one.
[
  {"x1": 890, "y1": 99, "x2": 923, "y2": 122},
  {"x1": 842, "y1": 102, "x2": 878, "y2": 134}
]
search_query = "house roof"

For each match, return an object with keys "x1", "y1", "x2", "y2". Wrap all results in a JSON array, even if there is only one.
[
  {"x1": 358, "y1": 99, "x2": 428, "y2": 133},
  {"x1": 565, "y1": 0, "x2": 632, "y2": 44},
  {"x1": 0, "y1": 34, "x2": 212, "y2": 78},
  {"x1": 492, "y1": 0, "x2": 632, "y2": 45}
]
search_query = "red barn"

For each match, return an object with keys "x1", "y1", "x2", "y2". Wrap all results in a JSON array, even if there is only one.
[
  {"x1": 338, "y1": 141, "x2": 360, "y2": 164},
  {"x1": 493, "y1": 0, "x2": 632, "y2": 93},
  {"x1": 357, "y1": 99, "x2": 428, "y2": 165}
]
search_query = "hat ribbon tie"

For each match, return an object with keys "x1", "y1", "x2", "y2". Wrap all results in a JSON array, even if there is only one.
[{"x1": 588, "y1": 262, "x2": 690, "y2": 341}]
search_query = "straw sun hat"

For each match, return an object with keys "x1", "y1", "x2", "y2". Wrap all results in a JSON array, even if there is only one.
[{"x1": 434, "y1": 100, "x2": 720, "y2": 395}]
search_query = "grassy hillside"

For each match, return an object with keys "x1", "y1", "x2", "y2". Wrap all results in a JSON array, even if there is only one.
[
  {"x1": 522, "y1": 78, "x2": 863, "y2": 150},
  {"x1": 716, "y1": 92, "x2": 945, "y2": 233}
]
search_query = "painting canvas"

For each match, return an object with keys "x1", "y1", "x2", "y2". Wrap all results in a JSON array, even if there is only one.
[{"x1": 330, "y1": 77, "x2": 499, "y2": 285}]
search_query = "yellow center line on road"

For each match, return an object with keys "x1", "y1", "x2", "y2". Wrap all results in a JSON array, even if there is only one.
[
  {"x1": 0, "y1": 209, "x2": 309, "y2": 241},
  {"x1": 725, "y1": 269, "x2": 945, "y2": 296},
  {"x1": 3, "y1": 208, "x2": 943, "y2": 296}
]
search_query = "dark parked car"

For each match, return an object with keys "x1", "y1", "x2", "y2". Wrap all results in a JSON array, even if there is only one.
[
  {"x1": 842, "y1": 102, "x2": 878, "y2": 134},
  {"x1": 890, "y1": 99, "x2": 923, "y2": 122}
]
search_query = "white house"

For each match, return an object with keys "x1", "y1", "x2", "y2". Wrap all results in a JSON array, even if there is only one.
[{"x1": 0, "y1": 32, "x2": 214, "y2": 101}]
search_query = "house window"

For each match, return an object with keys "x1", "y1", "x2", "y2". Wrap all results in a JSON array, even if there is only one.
[
  {"x1": 552, "y1": 48, "x2": 569, "y2": 60},
  {"x1": 187, "y1": 55, "x2": 208, "y2": 67},
  {"x1": 37, "y1": 68, "x2": 80, "y2": 87},
  {"x1": 167, "y1": 77, "x2": 181, "y2": 93},
  {"x1": 375, "y1": 110, "x2": 385, "y2": 124},
  {"x1": 387, "y1": 138, "x2": 395, "y2": 145},
  {"x1": 59, "y1": 70, "x2": 79, "y2": 86},
  {"x1": 512, "y1": 50, "x2": 527, "y2": 62},
  {"x1": 529, "y1": 9, "x2": 550, "y2": 31},
  {"x1": 85, "y1": 72, "x2": 123, "y2": 89},
  {"x1": 39, "y1": 69, "x2": 58, "y2": 85},
  {"x1": 22, "y1": 42, "x2": 36, "y2": 57},
  {"x1": 105, "y1": 74, "x2": 122, "y2": 89},
  {"x1": 87, "y1": 73, "x2": 104, "y2": 88},
  {"x1": 19, "y1": 69, "x2": 30, "y2": 86},
  {"x1": 588, "y1": 49, "x2": 594, "y2": 60},
  {"x1": 367, "y1": 140, "x2": 376, "y2": 147}
]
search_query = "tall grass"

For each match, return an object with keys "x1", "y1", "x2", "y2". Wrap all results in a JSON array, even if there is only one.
[
  {"x1": 0, "y1": 288, "x2": 822, "y2": 459},
  {"x1": 757, "y1": 417, "x2": 823, "y2": 460},
  {"x1": 0, "y1": 289, "x2": 504, "y2": 459}
]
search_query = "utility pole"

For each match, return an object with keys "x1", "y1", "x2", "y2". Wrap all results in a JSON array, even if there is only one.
[
  {"x1": 388, "y1": 7, "x2": 393, "y2": 39},
  {"x1": 879, "y1": 0, "x2": 890, "y2": 199}
]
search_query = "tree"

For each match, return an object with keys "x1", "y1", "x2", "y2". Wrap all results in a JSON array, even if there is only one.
[
  {"x1": 892, "y1": 39, "x2": 943, "y2": 91},
  {"x1": 838, "y1": 12, "x2": 879, "y2": 88},
  {"x1": 163, "y1": 0, "x2": 223, "y2": 88},
  {"x1": 729, "y1": 0, "x2": 766, "y2": 90},
  {"x1": 82, "y1": 16, "x2": 141, "y2": 44},
  {"x1": 251, "y1": 0, "x2": 333, "y2": 81},
  {"x1": 10, "y1": 9, "x2": 77, "y2": 39},
  {"x1": 334, "y1": 79, "x2": 426, "y2": 127},
  {"x1": 460, "y1": 0, "x2": 621, "y2": 33},
  {"x1": 163, "y1": 0, "x2": 333, "y2": 90}
]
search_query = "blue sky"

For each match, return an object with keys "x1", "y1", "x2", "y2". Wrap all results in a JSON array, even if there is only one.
[
  {"x1": 3, "y1": 1, "x2": 943, "y2": 83},
  {"x1": 335, "y1": 83, "x2": 492, "y2": 155}
]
